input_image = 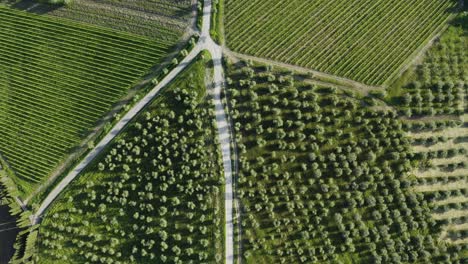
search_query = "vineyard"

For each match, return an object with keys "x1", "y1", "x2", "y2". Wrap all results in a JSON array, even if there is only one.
[
  {"x1": 225, "y1": 59, "x2": 467, "y2": 262},
  {"x1": 0, "y1": 6, "x2": 173, "y2": 197},
  {"x1": 224, "y1": 0, "x2": 458, "y2": 86},
  {"x1": 33, "y1": 56, "x2": 225, "y2": 263},
  {"x1": 0, "y1": 0, "x2": 193, "y2": 41}
]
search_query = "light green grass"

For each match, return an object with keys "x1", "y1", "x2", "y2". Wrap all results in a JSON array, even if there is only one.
[{"x1": 210, "y1": 0, "x2": 224, "y2": 44}]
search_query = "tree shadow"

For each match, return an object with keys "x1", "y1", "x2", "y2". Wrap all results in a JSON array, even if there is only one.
[
  {"x1": 0, "y1": 187, "x2": 20, "y2": 264},
  {"x1": 454, "y1": 136, "x2": 468, "y2": 143},
  {"x1": 9, "y1": 0, "x2": 62, "y2": 14},
  {"x1": 450, "y1": 10, "x2": 468, "y2": 34}
]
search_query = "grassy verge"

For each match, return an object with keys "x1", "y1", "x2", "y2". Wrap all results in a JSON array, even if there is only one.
[{"x1": 210, "y1": 0, "x2": 224, "y2": 44}]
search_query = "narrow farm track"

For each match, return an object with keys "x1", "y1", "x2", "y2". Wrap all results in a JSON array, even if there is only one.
[
  {"x1": 32, "y1": 0, "x2": 236, "y2": 262},
  {"x1": 433, "y1": 210, "x2": 468, "y2": 221},
  {"x1": 413, "y1": 179, "x2": 467, "y2": 193},
  {"x1": 434, "y1": 196, "x2": 468, "y2": 206},
  {"x1": 201, "y1": 1, "x2": 235, "y2": 263}
]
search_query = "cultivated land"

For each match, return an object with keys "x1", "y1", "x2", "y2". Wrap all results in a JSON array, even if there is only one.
[
  {"x1": 0, "y1": 0, "x2": 194, "y2": 40},
  {"x1": 224, "y1": 59, "x2": 468, "y2": 263},
  {"x1": 36, "y1": 56, "x2": 225, "y2": 263},
  {"x1": 386, "y1": 11, "x2": 468, "y2": 257},
  {"x1": 4, "y1": 1, "x2": 235, "y2": 263},
  {"x1": 0, "y1": 6, "x2": 172, "y2": 198},
  {"x1": 388, "y1": 16, "x2": 467, "y2": 117},
  {"x1": 2, "y1": 0, "x2": 468, "y2": 263},
  {"x1": 225, "y1": 0, "x2": 458, "y2": 86}
]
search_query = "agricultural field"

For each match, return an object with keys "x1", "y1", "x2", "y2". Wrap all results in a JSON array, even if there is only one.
[
  {"x1": 2, "y1": 0, "x2": 468, "y2": 263},
  {"x1": 32, "y1": 56, "x2": 225, "y2": 263},
  {"x1": 224, "y1": 0, "x2": 458, "y2": 86},
  {"x1": 225, "y1": 59, "x2": 467, "y2": 263},
  {"x1": 389, "y1": 13, "x2": 468, "y2": 250},
  {"x1": 389, "y1": 15, "x2": 467, "y2": 118},
  {"x1": 409, "y1": 115, "x2": 468, "y2": 245},
  {"x1": 0, "y1": 6, "x2": 173, "y2": 197},
  {"x1": 0, "y1": 0, "x2": 194, "y2": 41}
]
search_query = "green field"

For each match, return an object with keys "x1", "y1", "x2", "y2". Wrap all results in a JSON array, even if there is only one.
[
  {"x1": 225, "y1": 0, "x2": 458, "y2": 86},
  {"x1": 0, "y1": 0, "x2": 193, "y2": 41},
  {"x1": 225, "y1": 59, "x2": 466, "y2": 262},
  {"x1": 33, "y1": 55, "x2": 225, "y2": 264},
  {"x1": 0, "y1": 6, "x2": 173, "y2": 197}
]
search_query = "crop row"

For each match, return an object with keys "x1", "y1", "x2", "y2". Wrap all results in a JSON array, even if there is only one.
[
  {"x1": 327, "y1": 0, "x2": 444, "y2": 84},
  {"x1": 0, "y1": 7, "x2": 173, "y2": 195},
  {"x1": 225, "y1": 0, "x2": 457, "y2": 85},
  {"x1": 0, "y1": 10, "x2": 170, "y2": 57}
]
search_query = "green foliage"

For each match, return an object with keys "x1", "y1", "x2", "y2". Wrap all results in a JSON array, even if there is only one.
[
  {"x1": 225, "y1": 0, "x2": 457, "y2": 85},
  {"x1": 36, "y1": 57, "x2": 224, "y2": 263},
  {"x1": 226, "y1": 60, "x2": 461, "y2": 263},
  {"x1": 0, "y1": 6, "x2": 172, "y2": 197},
  {"x1": 389, "y1": 17, "x2": 468, "y2": 117},
  {"x1": 210, "y1": 0, "x2": 224, "y2": 44},
  {"x1": 196, "y1": 0, "x2": 203, "y2": 30},
  {"x1": 388, "y1": 14, "x2": 468, "y2": 258}
]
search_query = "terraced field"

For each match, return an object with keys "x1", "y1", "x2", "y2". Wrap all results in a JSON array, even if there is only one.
[
  {"x1": 0, "y1": 6, "x2": 172, "y2": 197},
  {"x1": 225, "y1": 0, "x2": 458, "y2": 86},
  {"x1": 0, "y1": 0, "x2": 194, "y2": 41}
]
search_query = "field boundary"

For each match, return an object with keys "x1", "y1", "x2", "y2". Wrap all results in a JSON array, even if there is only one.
[
  {"x1": 223, "y1": 48, "x2": 381, "y2": 94},
  {"x1": 383, "y1": 13, "x2": 456, "y2": 87}
]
